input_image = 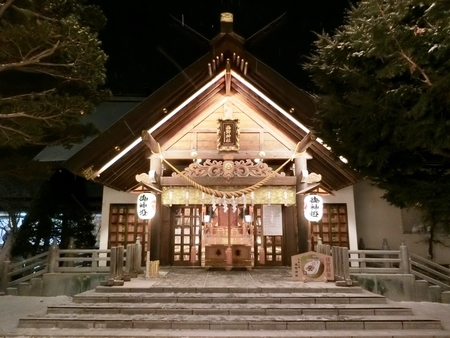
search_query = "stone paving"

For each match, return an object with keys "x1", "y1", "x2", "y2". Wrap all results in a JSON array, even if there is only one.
[{"x1": 130, "y1": 266, "x2": 331, "y2": 289}]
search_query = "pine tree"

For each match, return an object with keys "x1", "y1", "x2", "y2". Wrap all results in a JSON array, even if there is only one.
[
  {"x1": 304, "y1": 0, "x2": 450, "y2": 258},
  {"x1": 12, "y1": 169, "x2": 97, "y2": 257},
  {"x1": 0, "y1": 0, "x2": 110, "y2": 148}
]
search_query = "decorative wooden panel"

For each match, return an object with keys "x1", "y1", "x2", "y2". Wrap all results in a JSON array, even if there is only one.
[{"x1": 108, "y1": 204, "x2": 147, "y2": 261}]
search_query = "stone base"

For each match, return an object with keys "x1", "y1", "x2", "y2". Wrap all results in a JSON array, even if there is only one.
[{"x1": 351, "y1": 273, "x2": 415, "y2": 301}]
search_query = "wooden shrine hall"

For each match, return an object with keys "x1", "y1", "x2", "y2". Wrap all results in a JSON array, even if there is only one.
[{"x1": 56, "y1": 13, "x2": 360, "y2": 269}]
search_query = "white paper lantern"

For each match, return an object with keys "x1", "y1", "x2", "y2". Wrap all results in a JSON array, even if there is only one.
[
  {"x1": 137, "y1": 193, "x2": 156, "y2": 220},
  {"x1": 304, "y1": 194, "x2": 323, "y2": 222}
]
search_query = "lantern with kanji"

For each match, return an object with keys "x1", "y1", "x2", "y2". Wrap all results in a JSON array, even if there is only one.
[
  {"x1": 304, "y1": 194, "x2": 323, "y2": 222},
  {"x1": 137, "y1": 193, "x2": 156, "y2": 220}
]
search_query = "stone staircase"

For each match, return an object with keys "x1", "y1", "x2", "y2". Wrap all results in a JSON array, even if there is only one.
[{"x1": 6, "y1": 283, "x2": 450, "y2": 337}]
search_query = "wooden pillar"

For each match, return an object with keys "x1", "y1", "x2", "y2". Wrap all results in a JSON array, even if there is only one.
[
  {"x1": 295, "y1": 157, "x2": 309, "y2": 253},
  {"x1": 149, "y1": 155, "x2": 162, "y2": 261},
  {"x1": 47, "y1": 239, "x2": 59, "y2": 273}
]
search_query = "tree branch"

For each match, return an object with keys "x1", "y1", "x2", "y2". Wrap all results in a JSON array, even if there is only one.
[
  {"x1": 399, "y1": 51, "x2": 433, "y2": 86},
  {"x1": 0, "y1": 111, "x2": 65, "y2": 120},
  {"x1": 0, "y1": 0, "x2": 14, "y2": 19},
  {"x1": 0, "y1": 124, "x2": 33, "y2": 140},
  {"x1": 376, "y1": 2, "x2": 433, "y2": 87},
  {"x1": 0, "y1": 41, "x2": 60, "y2": 72},
  {"x1": 1, "y1": 88, "x2": 56, "y2": 100},
  {"x1": 10, "y1": 4, "x2": 60, "y2": 23}
]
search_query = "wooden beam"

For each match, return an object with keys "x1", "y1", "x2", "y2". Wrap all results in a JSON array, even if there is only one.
[
  {"x1": 141, "y1": 131, "x2": 160, "y2": 153},
  {"x1": 160, "y1": 150, "x2": 298, "y2": 160},
  {"x1": 225, "y1": 59, "x2": 231, "y2": 95},
  {"x1": 161, "y1": 176, "x2": 296, "y2": 186},
  {"x1": 297, "y1": 132, "x2": 316, "y2": 153}
]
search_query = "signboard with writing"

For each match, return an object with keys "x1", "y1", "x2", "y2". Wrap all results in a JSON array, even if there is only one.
[
  {"x1": 262, "y1": 205, "x2": 282, "y2": 236},
  {"x1": 291, "y1": 251, "x2": 334, "y2": 282}
]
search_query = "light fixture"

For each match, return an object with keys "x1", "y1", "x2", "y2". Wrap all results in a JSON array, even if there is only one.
[{"x1": 244, "y1": 214, "x2": 252, "y2": 223}]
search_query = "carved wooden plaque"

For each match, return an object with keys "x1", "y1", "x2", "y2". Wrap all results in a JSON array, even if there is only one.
[{"x1": 217, "y1": 119, "x2": 239, "y2": 151}]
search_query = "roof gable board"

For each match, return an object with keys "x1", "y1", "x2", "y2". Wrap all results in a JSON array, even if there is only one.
[
  {"x1": 55, "y1": 18, "x2": 359, "y2": 192},
  {"x1": 162, "y1": 97, "x2": 295, "y2": 160}
]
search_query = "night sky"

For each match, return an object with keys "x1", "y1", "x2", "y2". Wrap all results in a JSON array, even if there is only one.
[{"x1": 90, "y1": 0, "x2": 356, "y2": 97}]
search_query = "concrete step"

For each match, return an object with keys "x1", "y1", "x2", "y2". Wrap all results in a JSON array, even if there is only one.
[
  {"x1": 73, "y1": 291, "x2": 388, "y2": 305},
  {"x1": 93, "y1": 285, "x2": 365, "y2": 294},
  {"x1": 46, "y1": 302, "x2": 414, "y2": 316},
  {"x1": 4, "y1": 328, "x2": 450, "y2": 337},
  {"x1": 18, "y1": 313, "x2": 443, "y2": 331},
  {"x1": 6, "y1": 283, "x2": 450, "y2": 337}
]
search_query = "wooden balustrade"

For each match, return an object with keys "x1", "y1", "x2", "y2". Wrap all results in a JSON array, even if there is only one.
[
  {"x1": 320, "y1": 243, "x2": 411, "y2": 286},
  {"x1": 1, "y1": 239, "x2": 143, "y2": 291}
]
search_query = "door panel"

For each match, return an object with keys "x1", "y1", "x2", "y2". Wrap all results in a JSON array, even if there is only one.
[{"x1": 172, "y1": 207, "x2": 202, "y2": 265}]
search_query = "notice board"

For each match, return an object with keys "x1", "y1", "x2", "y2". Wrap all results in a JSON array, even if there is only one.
[{"x1": 262, "y1": 205, "x2": 282, "y2": 236}]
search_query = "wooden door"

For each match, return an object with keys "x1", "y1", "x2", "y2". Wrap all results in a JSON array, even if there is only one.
[{"x1": 172, "y1": 207, "x2": 202, "y2": 265}]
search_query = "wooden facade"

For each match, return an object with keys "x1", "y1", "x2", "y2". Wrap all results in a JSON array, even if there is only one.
[{"x1": 55, "y1": 13, "x2": 360, "y2": 269}]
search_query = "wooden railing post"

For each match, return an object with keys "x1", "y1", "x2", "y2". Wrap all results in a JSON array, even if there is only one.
[
  {"x1": 332, "y1": 246, "x2": 356, "y2": 286},
  {"x1": 399, "y1": 241, "x2": 411, "y2": 274},
  {"x1": 342, "y1": 247, "x2": 351, "y2": 282},
  {"x1": 360, "y1": 252, "x2": 366, "y2": 269},
  {"x1": 47, "y1": 238, "x2": 59, "y2": 273},
  {"x1": 124, "y1": 243, "x2": 135, "y2": 280},
  {"x1": 135, "y1": 237, "x2": 142, "y2": 274},
  {"x1": 1, "y1": 256, "x2": 11, "y2": 292},
  {"x1": 91, "y1": 251, "x2": 99, "y2": 272},
  {"x1": 382, "y1": 238, "x2": 392, "y2": 268},
  {"x1": 109, "y1": 246, "x2": 118, "y2": 282},
  {"x1": 116, "y1": 245, "x2": 124, "y2": 280}
]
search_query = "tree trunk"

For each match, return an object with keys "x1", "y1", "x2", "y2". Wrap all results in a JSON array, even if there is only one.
[
  {"x1": 428, "y1": 224, "x2": 435, "y2": 260},
  {"x1": 0, "y1": 232, "x2": 15, "y2": 277}
]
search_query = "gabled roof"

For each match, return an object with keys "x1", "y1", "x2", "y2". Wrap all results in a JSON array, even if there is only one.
[{"x1": 46, "y1": 13, "x2": 359, "y2": 193}]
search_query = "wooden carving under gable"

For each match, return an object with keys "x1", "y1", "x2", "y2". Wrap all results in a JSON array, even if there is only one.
[{"x1": 173, "y1": 159, "x2": 285, "y2": 180}]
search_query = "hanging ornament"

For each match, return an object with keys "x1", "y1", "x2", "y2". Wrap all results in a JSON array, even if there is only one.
[
  {"x1": 211, "y1": 195, "x2": 217, "y2": 211},
  {"x1": 222, "y1": 197, "x2": 228, "y2": 213}
]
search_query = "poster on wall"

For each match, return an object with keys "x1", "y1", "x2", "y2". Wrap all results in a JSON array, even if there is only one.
[
  {"x1": 291, "y1": 251, "x2": 334, "y2": 282},
  {"x1": 262, "y1": 205, "x2": 282, "y2": 236}
]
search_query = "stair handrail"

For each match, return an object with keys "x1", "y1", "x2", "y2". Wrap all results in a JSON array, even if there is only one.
[
  {"x1": 1, "y1": 251, "x2": 49, "y2": 291},
  {"x1": 410, "y1": 252, "x2": 450, "y2": 291}
]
